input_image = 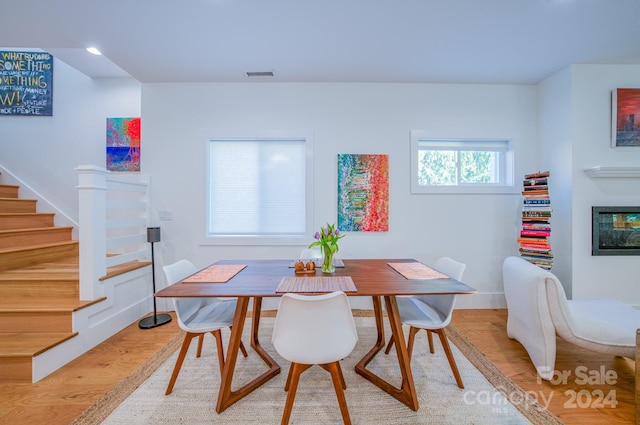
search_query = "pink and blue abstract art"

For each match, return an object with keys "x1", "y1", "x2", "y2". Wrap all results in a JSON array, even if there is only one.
[
  {"x1": 106, "y1": 117, "x2": 140, "y2": 172},
  {"x1": 337, "y1": 154, "x2": 389, "y2": 232}
]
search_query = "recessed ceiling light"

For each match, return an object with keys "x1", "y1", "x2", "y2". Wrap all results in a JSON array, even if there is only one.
[
  {"x1": 246, "y1": 71, "x2": 274, "y2": 77},
  {"x1": 86, "y1": 47, "x2": 102, "y2": 55}
]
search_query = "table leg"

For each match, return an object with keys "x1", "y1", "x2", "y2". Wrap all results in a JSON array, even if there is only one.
[
  {"x1": 215, "y1": 296, "x2": 281, "y2": 413},
  {"x1": 354, "y1": 295, "x2": 419, "y2": 411},
  {"x1": 355, "y1": 296, "x2": 385, "y2": 364}
]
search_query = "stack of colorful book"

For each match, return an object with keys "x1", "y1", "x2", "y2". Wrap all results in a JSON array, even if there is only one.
[{"x1": 517, "y1": 171, "x2": 552, "y2": 269}]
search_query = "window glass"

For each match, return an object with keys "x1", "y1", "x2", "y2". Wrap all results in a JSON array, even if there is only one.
[
  {"x1": 411, "y1": 132, "x2": 514, "y2": 194},
  {"x1": 207, "y1": 136, "x2": 313, "y2": 244}
]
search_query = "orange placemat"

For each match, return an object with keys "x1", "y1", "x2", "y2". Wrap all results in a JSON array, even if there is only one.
[
  {"x1": 182, "y1": 264, "x2": 246, "y2": 283},
  {"x1": 276, "y1": 276, "x2": 357, "y2": 293},
  {"x1": 387, "y1": 262, "x2": 449, "y2": 280}
]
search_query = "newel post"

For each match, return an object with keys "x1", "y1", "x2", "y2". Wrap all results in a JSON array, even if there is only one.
[{"x1": 75, "y1": 165, "x2": 108, "y2": 300}]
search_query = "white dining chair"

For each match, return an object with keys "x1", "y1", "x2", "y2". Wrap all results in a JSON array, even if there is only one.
[
  {"x1": 272, "y1": 291, "x2": 358, "y2": 425},
  {"x1": 162, "y1": 259, "x2": 248, "y2": 395},
  {"x1": 384, "y1": 256, "x2": 467, "y2": 388},
  {"x1": 299, "y1": 247, "x2": 322, "y2": 260}
]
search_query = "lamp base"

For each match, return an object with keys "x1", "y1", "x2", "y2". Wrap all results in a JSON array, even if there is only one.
[{"x1": 138, "y1": 313, "x2": 172, "y2": 329}]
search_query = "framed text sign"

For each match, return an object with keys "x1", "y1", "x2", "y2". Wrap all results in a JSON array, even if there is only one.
[{"x1": 0, "y1": 51, "x2": 53, "y2": 116}]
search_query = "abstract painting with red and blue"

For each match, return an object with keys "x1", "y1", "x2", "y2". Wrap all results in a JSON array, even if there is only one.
[
  {"x1": 106, "y1": 117, "x2": 141, "y2": 172},
  {"x1": 337, "y1": 154, "x2": 389, "y2": 232}
]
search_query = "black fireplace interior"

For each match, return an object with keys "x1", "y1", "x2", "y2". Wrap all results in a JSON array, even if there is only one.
[{"x1": 592, "y1": 206, "x2": 640, "y2": 255}]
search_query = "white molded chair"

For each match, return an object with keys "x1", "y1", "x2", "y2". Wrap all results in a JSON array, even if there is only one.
[
  {"x1": 162, "y1": 259, "x2": 247, "y2": 395},
  {"x1": 299, "y1": 247, "x2": 322, "y2": 260},
  {"x1": 503, "y1": 256, "x2": 640, "y2": 380},
  {"x1": 384, "y1": 256, "x2": 467, "y2": 388},
  {"x1": 272, "y1": 291, "x2": 358, "y2": 425}
]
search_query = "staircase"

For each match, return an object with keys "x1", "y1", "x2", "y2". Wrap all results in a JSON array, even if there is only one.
[{"x1": 0, "y1": 183, "x2": 101, "y2": 383}]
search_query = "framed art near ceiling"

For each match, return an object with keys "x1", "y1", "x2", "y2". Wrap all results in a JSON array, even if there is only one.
[
  {"x1": 612, "y1": 88, "x2": 640, "y2": 147},
  {"x1": 0, "y1": 51, "x2": 53, "y2": 116}
]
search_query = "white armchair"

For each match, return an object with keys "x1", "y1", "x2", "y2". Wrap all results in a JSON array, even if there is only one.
[{"x1": 503, "y1": 256, "x2": 640, "y2": 380}]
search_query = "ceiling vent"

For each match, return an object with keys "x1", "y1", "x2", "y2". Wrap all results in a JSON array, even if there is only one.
[{"x1": 246, "y1": 71, "x2": 274, "y2": 77}]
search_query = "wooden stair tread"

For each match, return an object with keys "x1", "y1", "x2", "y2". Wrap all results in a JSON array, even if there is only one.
[
  {"x1": 0, "y1": 213, "x2": 55, "y2": 231},
  {"x1": 0, "y1": 298, "x2": 100, "y2": 311},
  {"x1": 0, "y1": 227, "x2": 74, "y2": 250},
  {"x1": 0, "y1": 332, "x2": 78, "y2": 357},
  {"x1": 0, "y1": 256, "x2": 78, "y2": 270},
  {"x1": 101, "y1": 260, "x2": 151, "y2": 280},
  {"x1": 0, "y1": 212, "x2": 54, "y2": 216},
  {"x1": 0, "y1": 273, "x2": 78, "y2": 281},
  {"x1": 0, "y1": 257, "x2": 142, "y2": 280},
  {"x1": 0, "y1": 240, "x2": 78, "y2": 254},
  {"x1": 0, "y1": 212, "x2": 55, "y2": 220},
  {"x1": 0, "y1": 226, "x2": 73, "y2": 234},
  {"x1": 0, "y1": 185, "x2": 19, "y2": 198},
  {"x1": 0, "y1": 198, "x2": 37, "y2": 213},
  {"x1": 0, "y1": 197, "x2": 36, "y2": 201},
  {"x1": 0, "y1": 274, "x2": 77, "y2": 282}
]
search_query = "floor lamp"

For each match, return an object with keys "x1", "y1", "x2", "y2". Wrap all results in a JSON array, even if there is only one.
[{"x1": 139, "y1": 226, "x2": 172, "y2": 329}]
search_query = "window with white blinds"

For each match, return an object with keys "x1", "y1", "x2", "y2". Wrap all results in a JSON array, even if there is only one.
[{"x1": 207, "y1": 136, "x2": 313, "y2": 244}]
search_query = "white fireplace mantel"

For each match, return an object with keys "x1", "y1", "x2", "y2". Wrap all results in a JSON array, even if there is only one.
[{"x1": 584, "y1": 166, "x2": 640, "y2": 178}]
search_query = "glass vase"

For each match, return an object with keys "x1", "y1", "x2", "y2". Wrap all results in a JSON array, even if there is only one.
[{"x1": 321, "y1": 246, "x2": 335, "y2": 273}]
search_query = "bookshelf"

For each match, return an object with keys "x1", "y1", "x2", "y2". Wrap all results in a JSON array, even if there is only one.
[{"x1": 517, "y1": 171, "x2": 552, "y2": 270}]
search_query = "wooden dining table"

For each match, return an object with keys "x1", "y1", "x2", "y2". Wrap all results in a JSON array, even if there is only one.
[{"x1": 154, "y1": 258, "x2": 476, "y2": 413}]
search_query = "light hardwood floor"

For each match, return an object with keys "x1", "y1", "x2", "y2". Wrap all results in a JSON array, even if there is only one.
[
  {"x1": 0, "y1": 313, "x2": 181, "y2": 425},
  {"x1": 0, "y1": 309, "x2": 635, "y2": 424},
  {"x1": 451, "y1": 309, "x2": 636, "y2": 425}
]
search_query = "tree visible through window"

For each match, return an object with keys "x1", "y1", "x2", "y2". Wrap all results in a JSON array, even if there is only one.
[
  {"x1": 411, "y1": 133, "x2": 514, "y2": 194},
  {"x1": 418, "y1": 150, "x2": 497, "y2": 185}
]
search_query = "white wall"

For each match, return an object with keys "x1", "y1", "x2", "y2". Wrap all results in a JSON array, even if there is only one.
[
  {"x1": 537, "y1": 67, "x2": 574, "y2": 296},
  {"x1": 142, "y1": 82, "x2": 538, "y2": 308},
  {"x1": 4, "y1": 58, "x2": 639, "y2": 309},
  {"x1": 0, "y1": 55, "x2": 141, "y2": 223},
  {"x1": 569, "y1": 65, "x2": 640, "y2": 303}
]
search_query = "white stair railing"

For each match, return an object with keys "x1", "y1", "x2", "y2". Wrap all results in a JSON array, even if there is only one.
[{"x1": 76, "y1": 165, "x2": 150, "y2": 300}]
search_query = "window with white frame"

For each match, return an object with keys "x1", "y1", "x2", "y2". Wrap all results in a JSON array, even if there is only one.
[
  {"x1": 207, "y1": 135, "x2": 313, "y2": 244},
  {"x1": 410, "y1": 131, "x2": 515, "y2": 194}
]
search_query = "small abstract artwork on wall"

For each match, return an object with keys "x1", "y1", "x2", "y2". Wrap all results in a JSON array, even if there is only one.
[
  {"x1": 612, "y1": 88, "x2": 640, "y2": 147},
  {"x1": 106, "y1": 117, "x2": 140, "y2": 171},
  {"x1": 337, "y1": 154, "x2": 389, "y2": 232}
]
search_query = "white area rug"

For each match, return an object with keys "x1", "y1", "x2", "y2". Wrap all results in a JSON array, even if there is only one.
[{"x1": 90, "y1": 317, "x2": 559, "y2": 424}]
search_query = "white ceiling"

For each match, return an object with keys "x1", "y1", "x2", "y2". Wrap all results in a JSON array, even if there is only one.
[{"x1": 2, "y1": 0, "x2": 640, "y2": 84}]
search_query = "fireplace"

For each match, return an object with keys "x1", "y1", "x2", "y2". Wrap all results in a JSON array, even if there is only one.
[{"x1": 592, "y1": 206, "x2": 640, "y2": 255}]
